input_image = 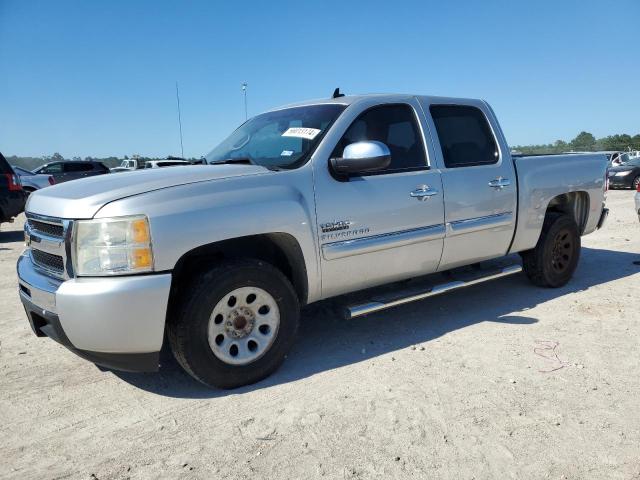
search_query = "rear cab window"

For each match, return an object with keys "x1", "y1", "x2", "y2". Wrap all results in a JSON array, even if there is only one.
[{"x1": 429, "y1": 105, "x2": 499, "y2": 168}]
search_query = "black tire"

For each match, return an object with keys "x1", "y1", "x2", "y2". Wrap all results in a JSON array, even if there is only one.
[
  {"x1": 520, "y1": 213, "x2": 580, "y2": 288},
  {"x1": 167, "y1": 259, "x2": 300, "y2": 389},
  {"x1": 632, "y1": 176, "x2": 640, "y2": 190}
]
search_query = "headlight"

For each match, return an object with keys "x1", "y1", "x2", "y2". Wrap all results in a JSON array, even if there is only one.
[
  {"x1": 614, "y1": 171, "x2": 632, "y2": 176},
  {"x1": 75, "y1": 215, "x2": 154, "y2": 276}
]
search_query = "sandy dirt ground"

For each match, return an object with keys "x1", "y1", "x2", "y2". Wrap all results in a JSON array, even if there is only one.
[{"x1": 1, "y1": 190, "x2": 639, "y2": 479}]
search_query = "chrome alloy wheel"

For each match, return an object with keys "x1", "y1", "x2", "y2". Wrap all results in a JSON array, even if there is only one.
[{"x1": 207, "y1": 286, "x2": 280, "y2": 365}]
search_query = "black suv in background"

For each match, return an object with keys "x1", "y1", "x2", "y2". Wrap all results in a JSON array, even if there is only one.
[
  {"x1": 32, "y1": 160, "x2": 110, "y2": 184},
  {"x1": 0, "y1": 152, "x2": 26, "y2": 226}
]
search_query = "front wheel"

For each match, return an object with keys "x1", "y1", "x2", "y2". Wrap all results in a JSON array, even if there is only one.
[
  {"x1": 521, "y1": 213, "x2": 581, "y2": 288},
  {"x1": 167, "y1": 259, "x2": 300, "y2": 389},
  {"x1": 632, "y1": 176, "x2": 640, "y2": 190}
]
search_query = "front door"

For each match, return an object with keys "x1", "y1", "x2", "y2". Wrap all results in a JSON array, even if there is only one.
[
  {"x1": 313, "y1": 100, "x2": 445, "y2": 298},
  {"x1": 424, "y1": 103, "x2": 517, "y2": 270}
]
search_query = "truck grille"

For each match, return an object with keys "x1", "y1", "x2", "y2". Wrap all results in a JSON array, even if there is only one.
[
  {"x1": 31, "y1": 249, "x2": 65, "y2": 275},
  {"x1": 29, "y1": 219, "x2": 64, "y2": 238},
  {"x1": 25, "y1": 213, "x2": 72, "y2": 279}
]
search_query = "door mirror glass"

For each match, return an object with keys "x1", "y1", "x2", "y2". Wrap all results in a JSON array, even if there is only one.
[{"x1": 330, "y1": 141, "x2": 391, "y2": 175}]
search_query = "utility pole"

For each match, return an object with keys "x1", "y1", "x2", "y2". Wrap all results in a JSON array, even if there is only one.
[
  {"x1": 241, "y1": 82, "x2": 248, "y2": 120},
  {"x1": 175, "y1": 81, "x2": 184, "y2": 158}
]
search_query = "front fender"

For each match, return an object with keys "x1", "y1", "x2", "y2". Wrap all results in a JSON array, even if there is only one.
[{"x1": 95, "y1": 167, "x2": 321, "y2": 302}]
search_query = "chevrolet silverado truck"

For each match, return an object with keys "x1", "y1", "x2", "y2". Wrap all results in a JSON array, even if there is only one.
[{"x1": 17, "y1": 94, "x2": 609, "y2": 388}]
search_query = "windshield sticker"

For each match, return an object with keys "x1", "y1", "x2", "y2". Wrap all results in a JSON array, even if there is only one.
[
  {"x1": 281, "y1": 150, "x2": 294, "y2": 157},
  {"x1": 282, "y1": 127, "x2": 321, "y2": 140}
]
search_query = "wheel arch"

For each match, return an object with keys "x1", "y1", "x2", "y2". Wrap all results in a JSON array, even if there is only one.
[
  {"x1": 169, "y1": 233, "x2": 309, "y2": 310},
  {"x1": 544, "y1": 191, "x2": 590, "y2": 234}
]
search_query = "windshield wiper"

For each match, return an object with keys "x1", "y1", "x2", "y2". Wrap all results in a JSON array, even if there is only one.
[
  {"x1": 210, "y1": 157, "x2": 254, "y2": 166},
  {"x1": 209, "y1": 157, "x2": 283, "y2": 171}
]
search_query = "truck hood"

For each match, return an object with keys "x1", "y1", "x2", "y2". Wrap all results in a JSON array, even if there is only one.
[{"x1": 26, "y1": 164, "x2": 272, "y2": 219}]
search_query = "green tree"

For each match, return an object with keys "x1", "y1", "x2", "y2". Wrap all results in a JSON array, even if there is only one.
[
  {"x1": 51, "y1": 152, "x2": 64, "y2": 162},
  {"x1": 553, "y1": 140, "x2": 568, "y2": 152},
  {"x1": 570, "y1": 132, "x2": 596, "y2": 151}
]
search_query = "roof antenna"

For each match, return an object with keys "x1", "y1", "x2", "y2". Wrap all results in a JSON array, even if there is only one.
[{"x1": 332, "y1": 87, "x2": 345, "y2": 99}]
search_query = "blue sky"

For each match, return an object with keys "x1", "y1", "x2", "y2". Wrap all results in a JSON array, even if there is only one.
[{"x1": 1, "y1": 0, "x2": 638, "y2": 158}]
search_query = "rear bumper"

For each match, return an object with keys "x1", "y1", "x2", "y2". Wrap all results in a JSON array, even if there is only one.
[{"x1": 17, "y1": 251, "x2": 171, "y2": 372}]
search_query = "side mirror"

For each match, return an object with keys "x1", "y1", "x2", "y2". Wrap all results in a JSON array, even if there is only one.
[{"x1": 330, "y1": 141, "x2": 391, "y2": 175}]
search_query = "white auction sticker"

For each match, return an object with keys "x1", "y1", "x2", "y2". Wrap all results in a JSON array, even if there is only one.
[
  {"x1": 281, "y1": 150, "x2": 294, "y2": 157},
  {"x1": 282, "y1": 127, "x2": 321, "y2": 140}
]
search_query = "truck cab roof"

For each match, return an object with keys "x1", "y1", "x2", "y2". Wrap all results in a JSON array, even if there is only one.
[{"x1": 278, "y1": 93, "x2": 487, "y2": 111}]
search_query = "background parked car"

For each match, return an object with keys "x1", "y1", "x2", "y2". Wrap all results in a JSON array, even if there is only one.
[
  {"x1": 0, "y1": 153, "x2": 26, "y2": 227},
  {"x1": 32, "y1": 160, "x2": 110, "y2": 184},
  {"x1": 607, "y1": 157, "x2": 640, "y2": 189},
  {"x1": 10, "y1": 166, "x2": 55, "y2": 195}
]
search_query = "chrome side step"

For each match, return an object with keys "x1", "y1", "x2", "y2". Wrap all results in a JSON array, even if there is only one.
[{"x1": 344, "y1": 264, "x2": 522, "y2": 319}]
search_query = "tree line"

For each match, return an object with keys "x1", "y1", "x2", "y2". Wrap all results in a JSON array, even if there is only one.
[{"x1": 513, "y1": 131, "x2": 640, "y2": 155}]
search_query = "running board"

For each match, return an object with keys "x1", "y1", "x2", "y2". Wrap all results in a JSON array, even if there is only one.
[{"x1": 344, "y1": 264, "x2": 522, "y2": 319}]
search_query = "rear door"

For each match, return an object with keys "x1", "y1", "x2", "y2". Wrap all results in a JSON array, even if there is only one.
[{"x1": 421, "y1": 101, "x2": 517, "y2": 270}]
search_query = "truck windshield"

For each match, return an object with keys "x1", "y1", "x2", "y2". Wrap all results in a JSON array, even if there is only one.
[{"x1": 205, "y1": 104, "x2": 346, "y2": 170}]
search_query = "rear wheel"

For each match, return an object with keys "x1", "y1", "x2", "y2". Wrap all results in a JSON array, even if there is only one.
[
  {"x1": 167, "y1": 259, "x2": 300, "y2": 389},
  {"x1": 521, "y1": 213, "x2": 580, "y2": 288},
  {"x1": 632, "y1": 176, "x2": 640, "y2": 190}
]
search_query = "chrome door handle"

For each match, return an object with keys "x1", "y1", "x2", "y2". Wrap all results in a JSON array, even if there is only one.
[
  {"x1": 488, "y1": 177, "x2": 511, "y2": 189},
  {"x1": 410, "y1": 185, "x2": 438, "y2": 201}
]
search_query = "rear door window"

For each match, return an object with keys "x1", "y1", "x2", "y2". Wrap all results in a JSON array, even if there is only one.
[
  {"x1": 64, "y1": 162, "x2": 94, "y2": 172},
  {"x1": 64, "y1": 162, "x2": 93, "y2": 173},
  {"x1": 430, "y1": 105, "x2": 499, "y2": 168}
]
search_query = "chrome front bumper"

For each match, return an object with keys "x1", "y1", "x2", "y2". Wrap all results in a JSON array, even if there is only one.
[{"x1": 17, "y1": 251, "x2": 172, "y2": 372}]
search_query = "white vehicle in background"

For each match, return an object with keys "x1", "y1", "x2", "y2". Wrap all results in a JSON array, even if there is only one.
[
  {"x1": 10, "y1": 166, "x2": 54, "y2": 195},
  {"x1": 110, "y1": 158, "x2": 145, "y2": 173},
  {"x1": 144, "y1": 160, "x2": 191, "y2": 169}
]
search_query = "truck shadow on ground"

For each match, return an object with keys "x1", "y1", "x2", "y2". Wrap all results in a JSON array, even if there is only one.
[{"x1": 114, "y1": 247, "x2": 639, "y2": 398}]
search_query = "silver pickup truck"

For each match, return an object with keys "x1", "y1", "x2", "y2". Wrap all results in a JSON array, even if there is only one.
[{"x1": 17, "y1": 94, "x2": 609, "y2": 388}]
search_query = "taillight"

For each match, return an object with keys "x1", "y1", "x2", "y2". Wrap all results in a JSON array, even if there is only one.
[
  {"x1": 48, "y1": 176, "x2": 55, "y2": 185},
  {"x1": 637, "y1": 181, "x2": 640, "y2": 193},
  {"x1": 4, "y1": 173, "x2": 22, "y2": 191}
]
